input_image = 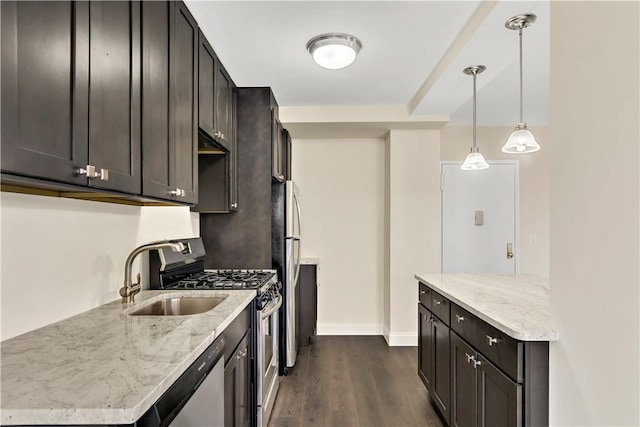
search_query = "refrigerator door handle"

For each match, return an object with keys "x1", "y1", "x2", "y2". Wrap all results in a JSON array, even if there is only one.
[
  {"x1": 293, "y1": 239, "x2": 301, "y2": 286},
  {"x1": 293, "y1": 188, "x2": 302, "y2": 238}
]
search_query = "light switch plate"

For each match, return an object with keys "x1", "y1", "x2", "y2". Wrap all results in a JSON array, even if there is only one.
[{"x1": 475, "y1": 210, "x2": 484, "y2": 226}]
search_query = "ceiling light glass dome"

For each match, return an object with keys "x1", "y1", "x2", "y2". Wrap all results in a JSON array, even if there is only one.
[{"x1": 306, "y1": 33, "x2": 362, "y2": 70}]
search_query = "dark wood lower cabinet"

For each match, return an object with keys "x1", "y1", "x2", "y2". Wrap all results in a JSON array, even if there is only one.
[
  {"x1": 418, "y1": 303, "x2": 433, "y2": 389},
  {"x1": 224, "y1": 331, "x2": 251, "y2": 427},
  {"x1": 451, "y1": 333, "x2": 477, "y2": 427},
  {"x1": 432, "y1": 314, "x2": 450, "y2": 421},
  {"x1": 477, "y1": 354, "x2": 522, "y2": 427},
  {"x1": 418, "y1": 282, "x2": 549, "y2": 427},
  {"x1": 418, "y1": 303, "x2": 450, "y2": 424}
]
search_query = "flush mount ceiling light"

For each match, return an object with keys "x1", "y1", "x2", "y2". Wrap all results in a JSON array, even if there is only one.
[
  {"x1": 306, "y1": 33, "x2": 362, "y2": 70},
  {"x1": 461, "y1": 65, "x2": 489, "y2": 171},
  {"x1": 502, "y1": 13, "x2": 540, "y2": 154}
]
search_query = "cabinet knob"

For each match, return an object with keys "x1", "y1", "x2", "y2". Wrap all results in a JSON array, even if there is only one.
[
  {"x1": 77, "y1": 164, "x2": 95, "y2": 178},
  {"x1": 433, "y1": 299, "x2": 441, "y2": 305},
  {"x1": 169, "y1": 188, "x2": 185, "y2": 197},
  {"x1": 419, "y1": 290, "x2": 426, "y2": 295},
  {"x1": 231, "y1": 202, "x2": 238, "y2": 209},
  {"x1": 465, "y1": 352, "x2": 473, "y2": 363},
  {"x1": 473, "y1": 358, "x2": 482, "y2": 369},
  {"x1": 486, "y1": 335, "x2": 499, "y2": 346},
  {"x1": 456, "y1": 314, "x2": 465, "y2": 322}
]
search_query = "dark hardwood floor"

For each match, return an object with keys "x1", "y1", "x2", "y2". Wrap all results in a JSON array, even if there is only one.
[{"x1": 268, "y1": 336, "x2": 446, "y2": 427}]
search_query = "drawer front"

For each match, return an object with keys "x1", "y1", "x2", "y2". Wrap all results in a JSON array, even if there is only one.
[
  {"x1": 451, "y1": 303, "x2": 477, "y2": 348},
  {"x1": 419, "y1": 282, "x2": 432, "y2": 310},
  {"x1": 476, "y1": 320, "x2": 523, "y2": 382},
  {"x1": 430, "y1": 290, "x2": 450, "y2": 326}
]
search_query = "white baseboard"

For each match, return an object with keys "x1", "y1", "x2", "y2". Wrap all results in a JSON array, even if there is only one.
[
  {"x1": 383, "y1": 325, "x2": 391, "y2": 344},
  {"x1": 386, "y1": 332, "x2": 418, "y2": 347},
  {"x1": 317, "y1": 322, "x2": 383, "y2": 335}
]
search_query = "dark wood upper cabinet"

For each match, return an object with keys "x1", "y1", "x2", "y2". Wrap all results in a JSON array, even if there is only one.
[
  {"x1": 1, "y1": 1, "x2": 89, "y2": 186},
  {"x1": 1, "y1": 1, "x2": 142, "y2": 195},
  {"x1": 194, "y1": 30, "x2": 238, "y2": 213},
  {"x1": 88, "y1": 1, "x2": 141, "y2": 194},
  {"x1": 171, "y1": 1, "x2": 198, "y2": 204},
  {"x1": 198, "y1": 29, "x2": 233, "y2": 152},
  {"x1": 141, "y1": 1, "x2": 197, "y2": 204}
]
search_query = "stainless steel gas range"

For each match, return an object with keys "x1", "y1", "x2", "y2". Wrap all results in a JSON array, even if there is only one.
[{"x1": 149, "y1": 238, "x2": 281, "y2": 427}]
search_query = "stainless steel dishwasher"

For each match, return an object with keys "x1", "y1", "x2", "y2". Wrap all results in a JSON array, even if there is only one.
[{"x1": 137, "y1": 335, "x2": 225, "y2": 427}]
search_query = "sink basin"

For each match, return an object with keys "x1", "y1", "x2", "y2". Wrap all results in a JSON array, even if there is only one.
[{"x1": 128, "y1": 296, "x2": 226, "y2": 316}]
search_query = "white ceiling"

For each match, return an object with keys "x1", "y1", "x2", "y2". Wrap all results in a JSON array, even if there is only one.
[{"x1": 186, "y1": 1, "x2": 550, "y2": 126}]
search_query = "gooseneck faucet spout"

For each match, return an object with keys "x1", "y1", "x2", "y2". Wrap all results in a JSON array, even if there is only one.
[{"x1": 120, "y1": 241, "x2": 184, "y2": 304}]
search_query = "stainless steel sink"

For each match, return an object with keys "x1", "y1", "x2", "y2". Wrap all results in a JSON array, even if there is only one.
[{"x1": 128, "y1": 296, "x2": 226, "y2": 316}]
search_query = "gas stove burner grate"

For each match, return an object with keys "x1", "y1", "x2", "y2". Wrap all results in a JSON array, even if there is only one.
[{"x1": 163, "y1": 269, "x2": 277, "y2": 291}]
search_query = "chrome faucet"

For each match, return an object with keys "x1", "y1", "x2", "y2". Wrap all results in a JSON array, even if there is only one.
[{"x1": 120, "y1": 241, "x2": 184, "y2": 304}]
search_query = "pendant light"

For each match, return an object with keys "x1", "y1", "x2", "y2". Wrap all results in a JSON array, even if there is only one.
[
  {"x1": 461, "y1": 65, "x2": 489, "y2": 171},
  {"x1": 502, "y1": 13, "x2": 540, "y2": 154}
]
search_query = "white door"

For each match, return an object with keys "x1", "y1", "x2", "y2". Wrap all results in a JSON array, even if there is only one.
[{"x1": 441, "y1": 162, "x2": 518, "y2": 274}]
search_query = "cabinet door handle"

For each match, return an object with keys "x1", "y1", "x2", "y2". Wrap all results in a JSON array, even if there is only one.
[
  {"x1": 94, "y1": 168, "x2": 109, "y2": 181},
  {"x1": 433, "y1": 299, "x2": 441, "y2": 305},
  {"x1": 465, "y1": 352, "x2": 473, "y2": 363},
  {"x1": 456, "y1": 314, "x2": 465, "y2": 322},
  {"x1": 487, "y1": 335, "x2": 499, "y2": 346}
]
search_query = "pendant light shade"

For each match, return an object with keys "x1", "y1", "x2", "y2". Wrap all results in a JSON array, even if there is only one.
[
  {"x1": 461, "y1": 147, "x2": 490, "y2": 171},
  {"x1": 502, "y1": 123, "x2": 540, "y2": 153},
  {"x1": 306, "y1": 33, "x2": 362, "y2": 70},
  {"x1": 461, "y1": 65, "x2": 489, "y2": 171},
  {"x1": 502, "y1": 13, "x2": 539, "y2": 154}
]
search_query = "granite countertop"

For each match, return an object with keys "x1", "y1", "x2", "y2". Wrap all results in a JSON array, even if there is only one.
[
  {"x1": 1, "y1": 289, "x2": 256, "y2": 426},
  {"x1": 415, "y1": 273, "x2": 558, "y2": 342}
]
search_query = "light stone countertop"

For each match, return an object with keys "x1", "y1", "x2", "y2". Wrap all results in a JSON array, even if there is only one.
[
  {"x1": 300, "y1": 257, "x2": 319, "y2": 265},
  {"x1": 415, "y1": 273, "x2": 558, "y2": 342},
  {"x1": 1, "y1": 289, "x2": 256, "y2": 426}
]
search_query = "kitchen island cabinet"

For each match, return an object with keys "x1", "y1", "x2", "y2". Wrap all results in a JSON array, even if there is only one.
[
  {"x1": 416, "y1": 274, "x2": 557, "y2": 427},
  {"x1": 0, "y1": 289, "x2": 256, "y2": 425}
]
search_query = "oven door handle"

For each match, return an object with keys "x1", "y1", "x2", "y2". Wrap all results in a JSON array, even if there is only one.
[{"x1": 261, "y1": 293, "x2": 283, "y2": 320}]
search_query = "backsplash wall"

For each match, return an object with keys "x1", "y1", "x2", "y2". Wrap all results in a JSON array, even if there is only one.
[{"x1": 0, "y1": 192, "x2": 199, "y2": 340}]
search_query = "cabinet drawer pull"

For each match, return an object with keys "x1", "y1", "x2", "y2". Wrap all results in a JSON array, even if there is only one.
[
  {"x1": 487, "y1": 335, "x2": 499, "y2": 346},
  {"x1": 456, "y1": 314, "x2": 465, "y2": 322},
  {"x1": 433, "y1": 299, "x2": 441, "y2": 305}
]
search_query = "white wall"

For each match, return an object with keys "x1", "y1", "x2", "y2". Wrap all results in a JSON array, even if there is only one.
[
  {"x1": 0, "y1": 193, "x2": 199, "y2": 340},
  {"x1": 549, "y1": 2, "x2": 639, "y2": 425},
  {"x1": 385, "y1": 129, "x2": 441, "y2": 345},
  {"x1": 441, "y1": 125, "x2": 550, "y2": 278},
  {"x1": 291, "y1": 138, "x2": 385, "y2": 334}
]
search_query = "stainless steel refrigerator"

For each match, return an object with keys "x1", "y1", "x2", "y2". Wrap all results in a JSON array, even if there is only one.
[{"x1": 284, "y1": 180, "x2": 301, "y2": 369}]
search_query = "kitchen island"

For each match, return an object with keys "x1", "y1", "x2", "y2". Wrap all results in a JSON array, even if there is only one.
[
  {"x1": 415, "y1": 273, "x2": 558, "y2": 427},
  {"x1": 1, "y1": 289, "x2": 255, "y2": 426}
]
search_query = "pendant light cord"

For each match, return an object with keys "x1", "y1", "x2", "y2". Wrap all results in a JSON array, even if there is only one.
[
  {"x1": 519, "y1": 27, "x2": 524, "y2": 124},
  {"x1": 472, "y1": 70, "x2": 477, "y2": 149}
]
